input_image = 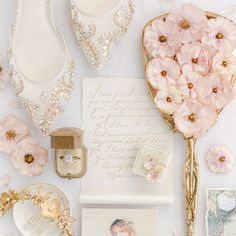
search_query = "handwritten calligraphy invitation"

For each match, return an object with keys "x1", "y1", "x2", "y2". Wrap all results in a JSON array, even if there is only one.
[{"x1": 81, "y1": 78, "x2": 174, "y2": 204}]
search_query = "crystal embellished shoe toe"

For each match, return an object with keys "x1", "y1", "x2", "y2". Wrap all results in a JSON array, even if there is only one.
[
  {"x1": 70, "y1": 0, "x2": 135, "y2": 70},
  {"x1": 9, "y1": 0, "x2": 75, "y2": 135}
]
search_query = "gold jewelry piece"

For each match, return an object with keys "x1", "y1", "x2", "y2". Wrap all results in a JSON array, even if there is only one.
[
  {"x1": 0, "y1": 187, "x2": 75, "y2": 236},
  {"x1": 60, "y1": 154, "x2": 81, "y2": 164}
]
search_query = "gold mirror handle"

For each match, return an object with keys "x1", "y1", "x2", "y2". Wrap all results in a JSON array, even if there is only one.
[{"x1": 184, "y1": 138, "x2": 199, "y2": 236}]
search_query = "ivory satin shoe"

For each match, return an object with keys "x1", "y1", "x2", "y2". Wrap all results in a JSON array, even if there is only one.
[
  {"x1": 70, "y1": 0, "x2": 135, "y2": 70},
  {"x1": 9, "y1": 0, "x2": 75, "y2": 135}
]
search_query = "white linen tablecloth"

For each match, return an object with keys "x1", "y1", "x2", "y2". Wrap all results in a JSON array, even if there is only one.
[{"x1": 1, "y1": 0, "x2": 236, "y2": 235}]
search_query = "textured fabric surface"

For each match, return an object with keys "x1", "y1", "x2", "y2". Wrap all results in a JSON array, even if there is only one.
[{"x1": 0, "y1": 0, "x2": 236, "y2": 235}]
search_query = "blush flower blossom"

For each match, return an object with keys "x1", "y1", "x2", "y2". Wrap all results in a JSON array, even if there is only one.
[
  {"x1": 168, "y1": 3, "x2": 208, "y2": 43},
  {"x1": 205, "y1": 73, "x2": 235, "y2": 110},
  {"x1": 154, "y1": 86, "x2": 183, "y2": 114},
  {"x1": 177, "y1": 42, "x2": 214, "y2": 75},
  {"x1": 0, "y1": 115, "x2": 30, "y2": 154},
  {"x1": 206, "y1": 145, "x2": 235, "y2": 173},
  {"x1": 212, "y1": 51, "x2": 236, "y2": 75},
  {"x1": 173, "y1": 99, "x2": 217, "y2": 138},
  {"x1": 146, "y1": 57, "x2": 181, "y2": 89},
  {"x1": 11, "y1": 137, "x2": 48, "y2": 176},
  {"x1": 144, "y1": 18, "x2": 181, "y2": 58},
  {"x1": 177, "y1": 71, "x2": 205, "y2": 100},
  {"x1": 202, "y1": 17, "x2": 236, "y2": 51}
]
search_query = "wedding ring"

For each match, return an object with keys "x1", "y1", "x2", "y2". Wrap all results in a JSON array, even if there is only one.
[{"x1": 60, "y1": 154, "x2": 81, "y2": 164}]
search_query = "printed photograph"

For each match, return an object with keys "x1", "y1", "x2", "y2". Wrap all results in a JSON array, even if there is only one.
[{"x1": 82, "y1": 208, "x2": 158, "y2": 236}]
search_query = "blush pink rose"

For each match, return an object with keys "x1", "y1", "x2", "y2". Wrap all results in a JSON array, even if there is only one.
[
  {"x1": 11, "y1": 137, "x2": 48, "y2": 176},
  {"x1": 177, "y1": 42, "x2": 214, "y2": 75},
  {"x1": 146, "y1": 57, "x2": 181, "y2": 90},
  {"x1": 144, "y1": 18, "x2": 181, "y2": 58},
  {"x1": 173, "y1": 99, "x2": 217, "y2": 138},
  {"x1": 202, "y1": 17, "x2": 236, "y2": 51},
  {"x1": 0, "y1": 115, "x2": 30, "y2": 154},
  {"x1": 168, "y1": 3, "x2": 207, "y2": 43}
]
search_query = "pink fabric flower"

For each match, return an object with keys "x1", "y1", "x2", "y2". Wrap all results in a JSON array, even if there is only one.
[
  {"x1": 212, "y1": 51, "x2": 236, "y2": 75},
  {"x1": 154, "y1": 86, "x2": 183, "y2": 114},
  {"x1": 173, "y1": 99, "x2": 217, "y2": 138},
  {"x1": 177, "y1": 71, "x2": 205, "y2": 100},
  {"x1": 146, "y1": 57, "x2": 181, "y2": 89},
  {"x1": 144, "y1": 18, "x2": 181, "y2": 58},
  {"x1": 146, "y1": 166, "x2": 165, "y2": 183},
  {"x1": 205, "y1": 73, "x2": 235, "y2": 110},
  {"x1": 206, "y1": 145, "x2": 235, "y2": 173},
  {"x1": 144, "y1": 157, "x2": 157, "y2": 170},
  {"x1": 0, "y1": 115, "x2": 30, "y2": 154},
  {"x1": 177, "y1": 42, "x2": 213, "y2": 75},
  {"x1": 168, "y1": 3, "x2": 207, "y2": 43},
  {"x1": 202, "y1": 17, "x2": 236, "y2": 51},
  {"x1": 11, "y1": 137, "x2": 48, "y2": 176}
]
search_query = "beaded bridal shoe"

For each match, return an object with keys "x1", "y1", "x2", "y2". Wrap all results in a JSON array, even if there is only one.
[
  {"x1": 70, "y1": 0, "x2": 135, "y2": 70},
  {"x1": 9, "y1": 0, "x2": 75, "y2": 135}
]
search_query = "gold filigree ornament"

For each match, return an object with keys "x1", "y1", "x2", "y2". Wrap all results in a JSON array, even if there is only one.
[
  {"x1": 142, "y1": 11, "x2": 236, "y2": 236},
  {"x1": 0, "y1": 186, "x2": 75, "y2": 236}
]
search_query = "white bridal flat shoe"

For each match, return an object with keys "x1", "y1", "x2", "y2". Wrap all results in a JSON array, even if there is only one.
[
  {"x1": 70, "y1": 0, "x2": 135, "y2": 70},
  {"x1": 9, "y1": 0, "x2": 75, "y2": 135}
]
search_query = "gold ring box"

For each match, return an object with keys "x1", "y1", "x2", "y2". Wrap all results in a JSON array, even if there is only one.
[{"x1": 50, "y1": 127, "x2": 87, "y2": 179}]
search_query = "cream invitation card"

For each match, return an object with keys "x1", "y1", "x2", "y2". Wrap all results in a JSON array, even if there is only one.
[
  {"x1": 82, "y1": 208, "x2": 158, "y2": 236},
  {"x1": 81, "y1": 77, "x2": 174, "y2": 204}
]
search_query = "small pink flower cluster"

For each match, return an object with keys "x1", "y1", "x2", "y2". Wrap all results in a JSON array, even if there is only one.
[
  {"x1": 0, "y1": 114, "x2": 48, "y2": 176},
  {"x1": 144, "y1": 3, "x2": 236, "y2": 139},
  {"x1": 144, "y1": 156, "x2": 165, "y2": 183}
]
